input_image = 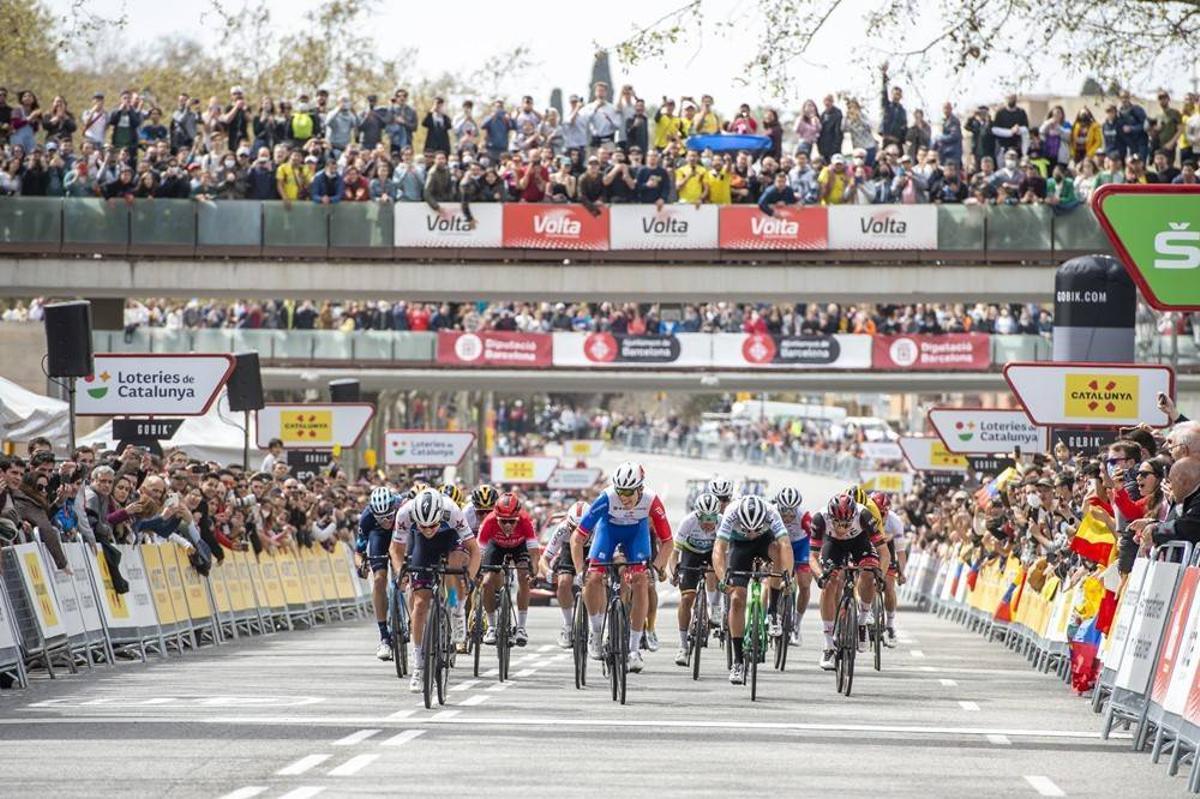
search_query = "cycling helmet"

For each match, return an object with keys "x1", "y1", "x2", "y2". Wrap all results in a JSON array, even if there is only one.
[
  {"x1": 828, "y1": 494, "x2": 857, "y2": 522},
  {"x1": 707, "y1": 476, "x2": 735, "y2": 500},
  {"x1": 736, "y1": 495, "x2": 768, "y2": 531},
  {"x1": 411, "y1": 489, "x2": 444, "y2": 527},
  {"x1": 495, "y1": 492, "x2": 522, "y2": 519},
  {"x1": 566, "y1": 500, "x2": 588, "y2": 527},
  {"x1": 407, "y1": 480, "x2": 430, "y2": 500},
  {"x1": 471, "y1": 484, "x2": 498, "y2": 511},
  {"x1": 693, "y1": 492, "x2": 722, "y2": 516},
  {"x1": 369, "y1": 486, "x2": 397, "y2": 517},
  {"x1": 870, "y1": 491, "x2": 892, "y2": 514},
  {"x1": 611, "y1": 461, "x2": 645, "y2": 491},
  {"x1": 773, "y1": 487, "x2": 803, "y2": 509},
  {"x1": 846, "y1": 485, "x2": 868, "y2": 506},
  {"x1": 441, "y1": 483, "x2": 465, "y2": 507}
]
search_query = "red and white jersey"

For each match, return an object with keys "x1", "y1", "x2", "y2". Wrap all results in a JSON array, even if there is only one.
[{"x1": 478, "y1": 510, "x2": 539, "y2": 548}]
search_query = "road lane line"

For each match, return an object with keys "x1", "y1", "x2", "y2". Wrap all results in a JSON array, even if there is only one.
[
  {"x1": 958, "y1": 701, "x2": 981, "y2": 712},
  {"x1": 432, "y1": 710, "x2": 461, "y2": 720},
  {"x1": 328, "y1": 754, "x2": 380, "y2": 776},
  {"x1": 217, "y1": 788, "x2": 267, "y2": 799},
  {"x1": 483, "y1": 668, "x2": 499, "y2": 677},
  {"x1": 380, "y1": 730, "x2": 426, "y2": 747},
  {"x1": 487, "y1": 683, "x2": 510, "y2": 692},
  {"x1": 450, "y1": 680, "x2": 480, "y2": 692},
  {"x1": 910, "y1": 650, "x2": 926, "y2": 658},
  {"x1": 333, "y1": 729, "x2": 380, "y2": 746},
  {"x1": 458, "y1": 695, "x2": 489, "y2": 707},
  {"x1": 514, "y1": 668, "x2": 538, "y2": 677},
  {"x1": 538, "y1": 644, "x2": 556, "y2": 652},
  {"x1": 939, "y1": 679, "x2": 958, "y2": 687},
  {"x1": 1023, "y1": 776, "x2": 1065, "y2": 796},
  {"x1": 387, "y1": 710, "x2": 416, "y2": 720},
  {"x1": 278, "y1": 788, "x2": 325, "y2": 799},
  {"x1": 988, "y1": 734, "x2": 1012, "y2": 745},
  {"x1": 276, "y1": 754, "x2": 330, "y2": 776}
]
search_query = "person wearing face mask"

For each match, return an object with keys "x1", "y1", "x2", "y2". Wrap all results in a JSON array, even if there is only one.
[
  {"x1": 990, "y1": 149, "x2": 1023, "y2": 194},
  {"x1": 992, "y1": 94, "x2": 1029, "y2": 159},
  {"x1": 324, "y1": 96, "x2": 358, "y2": 158}
]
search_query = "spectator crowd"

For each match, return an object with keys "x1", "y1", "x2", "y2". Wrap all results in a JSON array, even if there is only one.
[{"x1": 0, "y1": 75, "x2": 1196, "y2": 211}]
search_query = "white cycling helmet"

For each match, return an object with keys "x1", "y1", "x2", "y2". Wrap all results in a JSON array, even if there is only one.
[
  {"x1": 707, "y1": 476, "x2": 735, "y2": 500},
  {"x1": 369, "y1": 486, "x2": 396, "y2": 517},
  {"x1": 773, "y1": 487, "x2": 802, "y2": 510},
  {"x1": 566, "y1": 500, "x2": 588, "y2": 527},
  {"x1": 411, "y1": 488, "x2": 444, "y2": 527},
  {"x1": 736, "y1": 495, "x2": 768, "y2": 531},
  {"x1": 611, "y1": 461, "x2": 645, "y2": 491},
  {"x1": 693, "y1": 492, "x2": 722, "y2": 516}
]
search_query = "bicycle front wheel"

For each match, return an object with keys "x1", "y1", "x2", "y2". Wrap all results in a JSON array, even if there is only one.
[
  {"x1": 836, "y1": 590, "x2": 857, "y2": 697},
  {"x1": 690, "y1": 590, "x2": 706, "y2": 681},
  {"x1": 471, "y1": 593, "x2": 484, "y2": 677},
  {"x1": 389, "y1": 588, "x2": 404, "y2": 679},
  {"x1": 498, "y1": 584, "x2": 513, "y2": 681},
  {"x1": 776, "y1": 589, "x2": 794, "y2": 672},
  {"x1": 422, "y1": 604, "x2": 438, "y2": 709},
  {"x1": 573, "y1": 598, "x2": 588, "y2": 689},
  {"x1": 436, "y1": 604, "x2": 450, "y2": 705},
  {"x1": 873, "y1": 592, "x2": 885, "y2": 672}
]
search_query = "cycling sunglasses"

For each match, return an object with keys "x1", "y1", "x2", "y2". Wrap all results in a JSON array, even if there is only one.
[
  {"x1": 614, "y1": 487, "x2": 639, "y2": 497},
  {"x1": 698, "y1": 512, "x2": 720, "y2": 523}
]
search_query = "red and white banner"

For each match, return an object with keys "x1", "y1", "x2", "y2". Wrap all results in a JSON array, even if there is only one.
[
  {"x1": 608, "y1": 204, "x2": 719, "y2": 249},
  {"x1": 827, "y1": 205, "x2": 938, "y2": 249},
  {"x1": 711, "y1": 333, "x2": 871, "y2": 369},
  {"x1": 384, "y1": 430, "x2": 475, "y2": 466},
  {"x1": 394, "y1": 203, "x2": 503, "y2": 247},
  {"x1": 552, "y1": 332, "x2": 710, "y2": 367},
  {"x1": 436, "y1": 331, "x2": 551, "y2": 367},
  {"x1": 502, "y1": 204, "x2": 609, "y2": 250},
  {"x1": 718, "y1": 206, "x2": 828, "y2": 250},
  {"x1": 872, "y1": 334, "x2": 990, "y2": 370}
]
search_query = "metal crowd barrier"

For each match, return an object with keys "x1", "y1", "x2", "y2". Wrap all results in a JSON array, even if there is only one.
[
  {"x1": 0, "y1": 539, "x2": 369, "y2": 689},
  {"x1": 613, "y1": 429, "x2": 862, "y2": 482}
]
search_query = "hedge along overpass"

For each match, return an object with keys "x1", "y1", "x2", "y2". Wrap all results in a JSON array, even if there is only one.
[{"x1": 0, "y1": 198, "x2": 1112, "y2": 303}]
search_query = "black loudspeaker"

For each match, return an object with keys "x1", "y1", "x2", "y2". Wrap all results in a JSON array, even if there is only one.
[
  {"x1": 226, "y1": 352, "x2": 264, "y2": 412},
  {"x1": 44, "y1": 300, "x2": 94, "y2": 377},
  {"x1": 329, "y1": 379, "x2": 360, "y2": 403}
]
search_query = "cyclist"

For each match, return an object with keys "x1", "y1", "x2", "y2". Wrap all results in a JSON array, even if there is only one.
[
  {"x1": 441, "y1": 483, "x2": 465, "y2": 508},
  {"x1": 575, "y1": 461, "x2": 673, "y2": 675},
  {"x1": 539, "y1": 500, "x2": 589, "y2": 648},
  {"x1": 464, "y1": 484, "x2": 498, "y2": 534},
  {"x1": 355, "y1": 486, "x2": 401, "y2": 661},
  {"x1": 388, "y1": 488, "x2": 480, "y2": 691},
  {"x1": 871, "y1": 491, "x2": 907, "y2": 646},
  {"x1": 477, "y1": 492, "x2": 541, "y2": 647},
  {"x1": 712, "y1": 494, "x2": 793, "y2": 684},
  {"x1": 670, "y1": 492, "x2": 723, "y2": 666},
  {"x1": 772, "y1": 487, "x2": 813, "y2": 647},
  {"x1": 811, "y1": 493, "x2": 890, "y2": 671},
  {"x1": 707, "y1": 476, "x2": 736, "y2": 511}
]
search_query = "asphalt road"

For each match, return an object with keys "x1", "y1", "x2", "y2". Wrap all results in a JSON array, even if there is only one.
[{"x1": 0, "y1": 451, "x2": 1181, "y2": 798}]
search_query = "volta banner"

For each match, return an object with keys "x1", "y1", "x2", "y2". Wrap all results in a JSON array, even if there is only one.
[
  {"x1": 1003, "y1": 361, "x2": 1175, "y2": 428},
  {"x1": 502, "y1": 204, "x2": 609, "y2": 250},
  {"x1": 437, "y1": 331, "x2": 552, "y2": 367},
  {"x1": 898, "y1": 436, "x2": 969, "y2": 472},
  {"x1": 860, "y1": 441, "x2": 903, "y2": 461},
  {"x1": 712, "y1": 333, "x2": 871, "y2": 369},
  {"x1": 77, "y1": 354, "x2": 234, "y2": 416},
  {"x1": 609, "y1": 204, "x2": 718, "y2": 249},
  {"x1": 547, "y1": 467, "x2": 603, "y2": 490},
  {"x1": 718, "y1": 206, "x2": 828, "y2": 250},
  {"x1": 561, "y1": 440, "x2": 605, "y2": 460},
  {"x1": 394, "y1": 203, "x2": 503, "y2": 248},
  {"x1": 927, "y1": 407, "x2": 1049, "y2": 454},
  {"x1": 827, "y1": 205, "x2": 938, "y2": 249},
  {"x1": 872, "y1": 334, "x2": 990, "y2": 370},
  {"x1": 552, "y1": 332, "x2": 710, "y2": 367},
  {"x1": 490, "y1": 456, "x2": 560, "y2": 484},
  {"x1": 255, "y1": 403, "x2": 375, "y2": 449},
  {"x1": 384, "y1": 430, "x2": 475, "y2": 466}
]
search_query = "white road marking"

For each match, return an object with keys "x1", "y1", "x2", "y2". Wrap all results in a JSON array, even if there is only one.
[
  {"x1": 387, "y1": 709, "x2": 416, "y2": 720},
  {"x1": 139, "y1": 698, "x2": 178, "y2": 705},
  {"x1": 450, "y1": 680, "x2": 480, "y2": 692},
  {"x1": 958, "y1": 701, "x2": 981, "y2": 712},
  {"x1": 458, "y1": 695, "x2": 489, "y2": 707},
  {"x1": 332, "y1": 729, "x2": 379, "y2": 746},
  {"x1": 487, "y1": 683, "x2": 511, "y2": 692},
  {"x1": 910, "y1": 650, "x2": 926, "y2": 658},
  {"x1": 483, "y1": 668, "x2": 499, "y2": 677},
  {"x1": 278, "y1": 788, "x2": 324, "y2": 799},
  {"x1": 538, "y1": 644, "x2": 556, "y2": 652},
  {"x1": 988, "y1": 734, "x2": 1012, "y2": 745},
  {"x1": 1023, "y1": 775, "x2": 1065, "y2": 796},
  {"x1": 81, "y1": 698, "x2": 119, "y2": 705},
  {"x1": 380, "y1": 730, "x2": 426, "y2": 747},
  {"x1": 432, "y1": 710, "x2": 461, "y2": 720},
  {"x1": 939, "y1": 679, "x2": 958, "y2": 687},
  {"x1": 217, "y1": 788, "x2": 267, "y2": 799},
  {"x1": 276, "y1": 754, "x2": 330, "y2": 776},
  {"x1": 514, "y1": 668, "x2": 538, "y2": 677},
  {"x1": 328, "y1": 754, "x2": 379, "y2": 776},
  {"x1": 26, "y1": 699, "x2": 69, "y2": 707}
]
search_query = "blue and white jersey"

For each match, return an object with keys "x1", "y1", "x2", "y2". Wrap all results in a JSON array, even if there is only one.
[{"x1": 578, "y1": 486, "x2": 670, "y2": 540}]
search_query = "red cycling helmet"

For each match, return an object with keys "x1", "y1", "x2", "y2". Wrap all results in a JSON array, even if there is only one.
[
  {"x1": 827, "y1": 494, "x2": 856, "y2": 522},
  {"x1": 495, "y1": 492, "x2": 522, "y2": 519},
  {"x1": 870, "y1": 491, "x2": 891, "y2": 514}
]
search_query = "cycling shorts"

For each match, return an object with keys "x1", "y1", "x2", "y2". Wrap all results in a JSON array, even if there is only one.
[
  {"x1": 791, "y1": 538, "x2": 812, "y2": 573},
  {"x1": 409, "y1": 528, "x2": 466, "y2": 589},
  {"x1": 726, "y1": 535, "x2": 776, "y2": 588},
  {"x1": 886, "y1": 540, "x2": 899, "y2": 576},
  {"x1": 367, "y1": 529, "x2": 393, "y2": 574},
  {"x1": 819, "y1": 534, "x2": 879, "y2": 575},
  {"x1": 677, "y1": 548, "x2": 713, "y2": 592},
  {"x1": 552, "y1": 549, "x2": 576, "y2": 576},
  {"x1": 484, "y1": 541, "x2": 532, "y2": 569},
  {"x1": 588, "y1": 518, "x2": 651, "y2": 574}
]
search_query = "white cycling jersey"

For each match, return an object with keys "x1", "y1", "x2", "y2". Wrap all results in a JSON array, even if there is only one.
[
  {"x1": 674, "y1": 511, "x2": 718, "y2": 553},
  {"x1": 390, "y1": 494, "x2": 473, "y2": 544},
  {"x1": 884, "y1": 510, "x2": 907, "y2": 546}
]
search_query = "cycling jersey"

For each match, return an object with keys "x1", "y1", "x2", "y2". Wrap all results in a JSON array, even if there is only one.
[
  {"x1": 864, "y1": 496, "x2": 884, "y2": 536},
  {"x1": 777, "y1": 508, "x2": 813, "y2": 573},
  {"x1": 478, "y1": 511, "x2": 538, "y2": 548},
  {"x1": 542, "y1": 520, "x2": 575, "y2": 563},
  {"x1": 809, "y1": 505, "x2": 884, "y2": 546},
  {"x1": 716, "y1": 503, "x2": 790, "y2": 543},
  {"x1": 389, "y1": 494, "x2": 474, "y2": 544},
  {"x1": 883, "y1": 510, "x2": 906, "y2": 545},
  {"x1": 463, "y1": 503, "x2": 488, "y2": 535},
  {"x1": 357, "y1": 507, "x2": 396, "y2": 573},
  {"x1": 580, "y1": 486, "x2": 672, "y2": 567},
  {"x1": 674, "y1": 511, "x2": 719, "y2": 554}
]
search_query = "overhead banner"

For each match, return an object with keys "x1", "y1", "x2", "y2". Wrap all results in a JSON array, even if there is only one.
[
  {"x1": 502, "y1": 204, "x2": 609, "y2": 250},
  {"x1": 859, "y1": 470, "x2": 914, "y2": 494},
  {"x1": 437, "y1": 331, "x2": 552, "y2": 368},
  {"x1": 827, "y1": 205, "x2": 938, "y2": 249},
  {"x1": 1003, "y1": 361, "x2": 1175, "y2": 428},
  {"x1": 898, "y1": 436, "x2": 969, "y2": 472},
  {"x1": 562, "y1": 440, "x2": 604, "y2": 460},
  {"x1": 76, "y1": 354, "x2": 234, "y2": 416},
  {"x1": 255, "y1": 403, "x2": 375, "y2": 449},
  {"x1": 393, "y1": 202, "x2": 503, "y2": 248},
  {"x1": 872, "y1": 334, "x2": 990, "y2": 370},
  {"x1": 860, "y1": 441, "x2": 903, "y2": 461},
  {"x1": 608, "y1": 204, "x2": 718, "y2": 250},
  {"x1": 490, "y1": 456, "x2": 560, "y2": 484},
  {"x1": 927, "y1": 407, "x2": 1049, "y2": 454},
  {"x1": 712, "y1": 333, "x2": 871, "y2": 369},
  {"x1": 718, "y1": 206, "x2": 828, "y2": 250},
  {"x1": 547, "y1": 467, "x2": 603, "y2": 490},
  {"x1": 384, "y1": 430, "x2": 475, "y2": 466},
  {"x1": 552, "y1": 332, "x2": 710, "y2": 368}
]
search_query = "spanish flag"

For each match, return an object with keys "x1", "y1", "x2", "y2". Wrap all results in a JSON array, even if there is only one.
[{"x1": 1069, "y1": 514, "x2": 1117, "y2": 565}]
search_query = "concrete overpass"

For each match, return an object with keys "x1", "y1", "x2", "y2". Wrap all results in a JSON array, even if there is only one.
[{"x1": 2, "y1": 257, "x2": 1057, "y2": 304}]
